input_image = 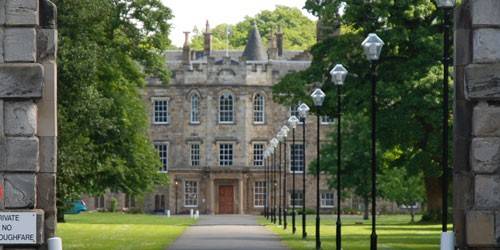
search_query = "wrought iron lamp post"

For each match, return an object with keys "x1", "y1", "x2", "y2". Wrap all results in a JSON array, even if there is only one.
[
  {"x1": 297, "y1": 103, "x2": 310, "y2": 239},
  {"x1": 277, "y1": 131, "x2": 284, "y2": 226},
  {"x1": 362, "y1": 33, "x2": 384, "y2": 250},
  {"x1": 288, "y1": 116, "x2": 300, "y2": 234},
  {"x1": 330, "y1": 64, "x2": 348, "y2": 250},
  {"x1": 436, "y1": 1, "x2": 455, "y2": 249},
  {"x1": 175, "y1": 180, "x2": 179, "y2": 214},
  {"x1": 280, "y1": 125, "x2": 290, "y2": 230},
  {"x1": 264, "y1": 149, "x2": 269, "y2": 219},
  {"x1": 271, "y1": 138, "x2": 279, "y2": 224},
  {"x1": 311, "y1": 88, "x2": 326, "y2": 250}
]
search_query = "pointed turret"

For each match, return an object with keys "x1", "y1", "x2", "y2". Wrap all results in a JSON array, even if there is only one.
[{"x1": 242, "y1": 22, "x2": 267, "y2": 61}]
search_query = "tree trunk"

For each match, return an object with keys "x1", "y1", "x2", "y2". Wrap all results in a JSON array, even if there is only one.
[
  {"x1": 363, "y1": 195, "x2": 369, "y2": 220},
  {"x1": 410, "y1": 205, "x2": 415, "y2": 223},
  {"x1": 424, "y1": 176, "x2": 442, "y2": 221},
  {"x1": 57, "y1": 208, "x2": 65, "y2": 223}
]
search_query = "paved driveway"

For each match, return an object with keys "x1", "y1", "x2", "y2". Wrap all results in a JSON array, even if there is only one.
[{"x1": 168, "y1": 215, "x2": 288, "y2": 250}]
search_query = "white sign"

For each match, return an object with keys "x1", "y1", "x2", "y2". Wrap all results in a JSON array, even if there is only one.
[{"x1": 0, "y1": 212, "x2": 37, "y2": 244}]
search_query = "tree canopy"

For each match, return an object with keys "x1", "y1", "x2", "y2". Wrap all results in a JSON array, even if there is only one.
[
  {"x1": 190, "y1": 5, "x2": 317, "y2": 51},
  {"x1": 55, "y1": 0, "x2": 172, "y2": 219},
  {"x1": 273, "y1": 0, "x2": 451, "y2": 219}
]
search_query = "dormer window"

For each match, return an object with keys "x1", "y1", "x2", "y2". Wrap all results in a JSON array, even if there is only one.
[{"x1": 219, "y1": 93, "x2": 234, "y2": 123}]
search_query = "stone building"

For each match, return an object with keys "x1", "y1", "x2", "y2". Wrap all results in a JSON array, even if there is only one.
[{"x1": 85, "y1": 22, "x2": 338, "y2": 215}]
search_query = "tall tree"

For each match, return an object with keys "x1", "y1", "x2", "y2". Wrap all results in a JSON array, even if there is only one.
[
  {"x1": 55, "y1": 0, "x2": 172, "y2": 221},
  {"x1": 380, "y1": 167, "x2": 425, "y2": 223},
  {"x1": 190, "y1": 5, "x2": 317, "y2": 51},
  {"x1": 273, "y1": 0, "x2": 451, "y2": 220}
]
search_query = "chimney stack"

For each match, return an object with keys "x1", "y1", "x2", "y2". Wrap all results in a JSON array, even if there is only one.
[
  {"x1": 267, "y1": 27, "x2": 278, "y2": 60},
  {"x1": 203, "y1": 20, "x2": 212, "y2": 57},
  {"x1": 276, "y1": 26, "x2": 284, "y2": 57},
  {"x1": 182, "y1": 31, "x2": 191, "y2": 65}
]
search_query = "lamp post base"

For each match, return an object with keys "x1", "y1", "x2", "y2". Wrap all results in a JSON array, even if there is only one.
[
  {"x1": 370, "y1": 233, "x2": 377, "y2": 250},
  {"x1": 440, "y1": 232, "x2": 455, "y2": 250}
]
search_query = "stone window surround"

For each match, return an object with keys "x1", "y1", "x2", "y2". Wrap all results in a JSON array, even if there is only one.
[
  {"x1": 190, "y1": 143, "x2": 201, "y2": 166},
  {"x1": 151, "y1": 96, "x2": 170, "y2": 125},
  {"x1": 190, "y1": 93, "x2": 201, "y2": 124},
  {"x1": 252, "y1": 143, "x2": 265, "y2": 167},
  {"x1": 290, "y1": 144, "x2": 305, "y2": 173},
  {"x1": 253, "y1": 93, "x2": 265, "y2": 124},
  {"x1": 320, "y1": 192, "x2": 335, "y2": 208},
  {"x1": 219, "y1": 92, "x2": 235, "y2": 124},
  {"x1": 154, "y1": 141, "x2": 169, "y2": 173},
  {"x1": 184, "y1": 180, "x2": 199, "y2": 208},
  {"x1": 219, "y1": 143, "x2": 234, "y2": 166},
  {"x1": 254, "y1": 181, "x2": 266, "y2": 208}
]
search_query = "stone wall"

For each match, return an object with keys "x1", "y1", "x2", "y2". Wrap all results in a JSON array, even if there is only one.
[
  {"x1": 454, "y1": 0, "x2": 500, "y2": 248},
  {"x1": 0, "y1": 0, "x2": 57, "y2": 249}
]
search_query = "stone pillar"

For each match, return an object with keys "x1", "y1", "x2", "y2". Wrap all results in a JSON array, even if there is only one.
[
  {"x1": 0, "y1": 0, "x2": 57, "y2": 249},
  {"x1": 209, "y1": 177, "x2": 215, "y2": 215},
  {"x1": 454, "y1": 0, "x2": 500, "y2": 248},
  {"x1": 239, "y1": 178, "x2": 244, "y2": 214}
]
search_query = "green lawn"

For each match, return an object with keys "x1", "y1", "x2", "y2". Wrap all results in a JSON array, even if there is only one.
[
  {"x1": 261, "y1": 214, "x2": 445, "y2": 250},
  {"x1": 57, "y1": 212, "x2": 196, "y2": 250}
]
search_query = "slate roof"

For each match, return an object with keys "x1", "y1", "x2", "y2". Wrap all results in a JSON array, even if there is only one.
[{"x1": 241, "y1": 23, "x2": 267, "y2": 61}]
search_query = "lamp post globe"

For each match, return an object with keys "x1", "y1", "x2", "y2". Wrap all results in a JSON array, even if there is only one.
[
  {"x1": 362, "y1": 33, "x2": 384, "y2": 61},
  {"x1": 288, "y1": 116, "x2": 299, "y2": 129},
  {"x1": 330, "y1": 64, "x2": 348, "y2": 86},
  {"x1": 298, "y1": 103, "x2": 310, "y2": 119},
  {"x1": 436, "y1": 0, "x2": 455, "y2": 8},
  {"x1": 311, "y1": 88, "x2": 326, "y2": 108}
]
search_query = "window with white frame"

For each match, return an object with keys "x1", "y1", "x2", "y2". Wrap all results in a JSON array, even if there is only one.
[
  {"x1": 290, "y1": 190, "x2": 304, "y2": 206},
  {"x1": 191, "y1": 94, "x2": 200, "y2": 124},
  {"x1": 155, "y1": 143, "x2": 168, "y2": 172},
  {"x1": 321, "y1": 192, "x2": 335, "y2": 208},
  {"x1": 219, "y1": 93, "x2": 234, "y2": 123},
  {"x1": 290, "y1": 144, "x2": 304, "y2": 173},
  {"x1": 184, "y1": 181, "x2": 198, "y2": 207},
  {"x1": 253, "y1": 143, "x2": 264, "y2": 167},
  {"x1": 321, "y1": 116, "x2": 335, "y2": 125},
  {"x1": 191, "y1": 143, "x2": 200, "y2": 166},
  {"x1": 253, "y1": 94, "x2": 265, "y2": 123},
  {"x1": 153, "y1": 98, "x2": 169, "y2": 124},
  {"x1": 219, "y1": 143, "x2": 233, "y2": 166},
  {"x1": 254, "y1": 181, "x2": 267, "y2": 207}
]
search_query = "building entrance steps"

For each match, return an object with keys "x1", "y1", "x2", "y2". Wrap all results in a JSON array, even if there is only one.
[{"x1": 168, "y1": 215, "x2": 289, "y2": 250}]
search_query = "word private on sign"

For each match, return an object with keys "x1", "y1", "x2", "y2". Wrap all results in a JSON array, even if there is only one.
[{"x1": 0, "y1": 212, "x2": 37, "y2": 244}]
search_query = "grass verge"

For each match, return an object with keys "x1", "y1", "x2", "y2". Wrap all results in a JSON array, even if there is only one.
[
  {"x1": 261, "y1": 214, "x2": 445, "y2": 250},
  {"x1": 57, "y1": 212, "x2": 196, "y2": 250}
]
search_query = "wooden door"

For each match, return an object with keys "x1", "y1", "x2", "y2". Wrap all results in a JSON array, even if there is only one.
[{"x1": 218, "y1": 186, "x2": 234, "y2": 214}]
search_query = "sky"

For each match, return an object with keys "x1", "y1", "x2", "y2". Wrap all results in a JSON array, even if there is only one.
[{"x1": 162, "y1": 0, "x2": 316, "y2": 47}]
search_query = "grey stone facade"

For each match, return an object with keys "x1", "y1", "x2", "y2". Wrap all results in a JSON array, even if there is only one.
[
  {"x1": 0, "y1": 0, "x2": 57, "y2": 249},
  {"x1": 454, "y1": 0, "x2": 500, "y2": 248}
]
